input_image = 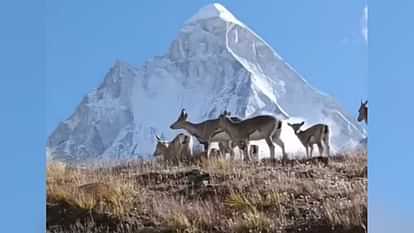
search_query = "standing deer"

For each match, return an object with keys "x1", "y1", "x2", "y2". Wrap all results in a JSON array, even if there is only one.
[
  {"x1": 287, "y1": 121, "x2": 330, "y2": 159},
  {"x1": 357, "y1": 100, "x2": 368, "y2": 124},
  {"x1": 170, "y1": 109, "x2": 238, "y2": 159},
  {"x1": 153, "y1": 133, "x2": 193, "y2": 165},
  {"x1": 217, "y1": 112, "x2": 286, "y2": 162}
]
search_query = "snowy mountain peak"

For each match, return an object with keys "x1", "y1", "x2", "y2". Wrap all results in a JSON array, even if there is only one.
[
  {"x1": 47, "y1": 3, "x2": 366, "y2": 163},
  {"x1": 186, "y1": 3, "x2": 244, "y2": 26}
]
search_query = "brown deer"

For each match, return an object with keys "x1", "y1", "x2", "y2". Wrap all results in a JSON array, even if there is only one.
[
  {"x1": 217, "y1": 112, "x2": 286, "y2": 162},
  {"x1": 288, "y1": 121, "x2": 330, "y2": 159},
  {"x1": 170, "y1": 109, "x2": 238, "y2": 159},
  {"x1": 153, "y1": 133, "x2": 193, "y2": 165}
]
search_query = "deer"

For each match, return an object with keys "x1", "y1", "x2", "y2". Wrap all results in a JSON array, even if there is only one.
[
  {"x1": 217, "y1": 112, "x2": 286, "y2": 162},
  {"x1": 153, "y1": 133, "x2": 193, "y2": 165},
  {"x1": 357, "y1": 100, "x2": 368, "y2": 124},
  {"x1": 170, "y1": 109, "x2": 239, "y2": 159},
  {"x1": 287, "y1": 121, "x2": 330, "y2": 159}
]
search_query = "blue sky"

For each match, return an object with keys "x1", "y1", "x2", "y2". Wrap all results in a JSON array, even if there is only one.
[
  {"x1": 369, "y1": 0, "x2": 414, "y2": 231},
  {"x1": 1, "y1": 1, "x2": 414, "y2": 232},
  {"x1": 46, "y1": 0, "x2": 368, "y2": 134},
  {"x1": 0, "y1": 1, "x2": 45, "y2": 232}
]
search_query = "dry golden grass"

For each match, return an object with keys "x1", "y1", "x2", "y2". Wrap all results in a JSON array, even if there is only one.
[{"x1": 47, "y1": 153, "x2": 367, "y2": 233}]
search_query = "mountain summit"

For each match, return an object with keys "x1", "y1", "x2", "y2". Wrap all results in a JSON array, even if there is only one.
[
  {"x1": 187, "y1": 3, "x2": 243, "y2": 25},
  {"x1": 47, "y1": 4, "x2": 366, "y2": 162}
]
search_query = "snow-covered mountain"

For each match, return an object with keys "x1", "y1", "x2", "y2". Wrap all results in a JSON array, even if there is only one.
[{"x1": 47, "y1": 3, "x2": 366, "y2": 163}]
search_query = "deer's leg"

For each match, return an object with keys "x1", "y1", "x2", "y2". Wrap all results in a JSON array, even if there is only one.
[
  {"x1": 265, "y1": 137, "x2": 275, "y2": 160},
  {"x1": 221, "y1": 145, "x2": 227, "y2": 160},
  {"x1": 224, "y1": 142, "x2": 232, "y2": 160},
  {"x1": 309, "y1": 144, "x2": 314, "y2": 158},
  {"x1": 229, "y1": 141, "x2": 236, "y2": 160},
  {"x1": 247, "y1": 142, "x2": 254, "y2": 162},
  {"x1": 218, "y1": 142, "x2": 225, "y2": 159},
  {"x1": 243, "y1": 141, "x2": 249, "y2": 161},
  {"x1": 226, "y1": 141, "x2": 234, "y2": 160},
  {"x1": 241, "y1": 141, "x2": 247, "y2": 161},
  {"x1": 273, "y1": 137, "x2": 286, "y2": 160},
  {"x1": 241, "y1": 140, "x2": 250, "y2": 162},
  {"x1": 317, "y1": 142, "x2": 324, "y2": 157},
  {"x1": 206, "y1": 143, "x2": 213, "y2": 160},
  {"x1": 305, "y1": 146, "x2": 309, "y2": 159},
  {"x1": 202, "y1": 142, "x2": 209, "y2": 152},
  {"x1": 250, "y1": 145, "x2": 258, "y2": 161},
  {"x1": 324, "y1": 137, "x2": 330, "y2": 158}
]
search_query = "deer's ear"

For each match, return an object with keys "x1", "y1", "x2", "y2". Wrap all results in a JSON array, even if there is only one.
[
  {"x1": 364, "y1": 100, "x2": 368, "y2": 105},
  {"x1": 155, "y1": 135, "x2": 161, "y2": 141},
  {"x1": 180, "y1": 109, "x2": 188, "y2": 119},
  {"x1": 300, "y1": 121, "x2": 305, "y2": 126}
]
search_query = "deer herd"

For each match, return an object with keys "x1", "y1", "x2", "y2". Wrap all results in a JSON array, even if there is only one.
[{"x1": 154, "y1": 100, "x2": 368, "y2": 166}]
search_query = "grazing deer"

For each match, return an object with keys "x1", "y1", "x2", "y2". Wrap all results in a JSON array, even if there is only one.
[
  {"x1": 217, "y1": 112, "x2": 286, "y2": 162},
  {"x1": 287, "y1": 121, "x2": 330, "y2": 159},
  {"x1": 357, "y1": 100, "x2": 368, "y2": 124},
  {"x1": 153, "y1": 133, "x2": 193, "y2": 165},
  {"x1": 170, "y1": 109, "x2": 238, "y2": 159}
]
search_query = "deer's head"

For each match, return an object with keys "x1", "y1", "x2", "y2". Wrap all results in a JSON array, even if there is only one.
[
  {"x1": 357, "y1": 100, "x2": 368, "y2": 123},
  {"x1": 153, "y1": 135, "x2": 169, "y2": 157},
  {"x1": 170, "y1": 109, "x2": 188, "y2": 129},
  {"x1": 288, "y1": 121, "x2": 305, "y2": 133}
]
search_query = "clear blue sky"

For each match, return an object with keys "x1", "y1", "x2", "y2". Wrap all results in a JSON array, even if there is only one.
[
  {"x1": 0, "y1": 1, "x2": 45, "y2": 232},
  {"x1": 369, "y1": 0, "x2": 414, "y2": 231},
  {"x1": 46, "y1": 0, "x2": 368, "y2": 134},
  {"x1": 1, "y1": 1, "x2": 414, "y2": 233}
]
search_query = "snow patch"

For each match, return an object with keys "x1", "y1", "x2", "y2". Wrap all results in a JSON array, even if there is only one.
[{"x1": 187, "y1": 3, "x2": 245, "y2": 27}]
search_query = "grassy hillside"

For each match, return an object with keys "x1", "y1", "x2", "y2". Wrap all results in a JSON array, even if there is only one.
[{"x1": 47, "y1": 153, "x2": 367, "y2": 233}]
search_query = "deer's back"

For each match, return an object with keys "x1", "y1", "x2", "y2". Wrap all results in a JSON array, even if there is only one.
[
  {"x1": 241, "y1": 115, "x2": 277, "y2": 129},
  {"x1": 306, "y1": 124, "x2": 329, "y2": 134},
  {"x1": 192, "y1": 119, "x2": 220, "y2": 140},
  {"x1": 301, "y1": 124, "x2": 329, "y2": 143}
]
